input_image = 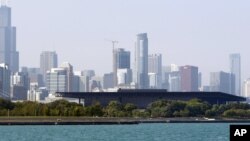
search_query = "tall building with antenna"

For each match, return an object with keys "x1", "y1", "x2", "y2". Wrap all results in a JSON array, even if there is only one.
[{"x1": 0, "y1": 5, "x2": 19, "y2": 73}]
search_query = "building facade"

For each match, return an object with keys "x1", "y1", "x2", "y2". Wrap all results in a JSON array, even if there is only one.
[
  {"x1": 243, "y1": 79, "x2": 250, "y2": 98},
  {"x1": 210, "y1": 71, "x2": 235, "y2": 94},
  {"x1": 179, "y1": 65, "x2": 198, "y2": 92},
  {"x1": 0, "y1": 6, "x2": 19, "y2": 73},
  {"x1": 134, "y1": 33, "x2": 149, "y2": 89},
  {"x1": 230, "y1": 53, "x2": 241, "y2": 96},
  {"x1": 148, "y1": 54, "x2": 162, "y2": 89},
  {"x1": 46, "y1": 68, "x2": 67, "y2": 94},
  {"x1": 40, "y1": 51, "x2": 58, "y2": 85},
  {"x1": 117, "y1": 69, "x2": 132, "y2": 86},
  {"x1": 113, "y1": 48, "x2": 130, "y2": 86},
  {"x1": 0, "y1": 63, "x2": 10, "y2": 98},
  {"x1": 10, "y1": 72, "x2": 30, "y2": 100},
  {"x1": 60, "y1": 62, "x2": 74, "y2": 92}
]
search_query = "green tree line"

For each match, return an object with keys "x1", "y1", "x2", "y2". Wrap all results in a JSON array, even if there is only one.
[{"x1": 0, "y1": 98, "x2": 249, "y2": 118}]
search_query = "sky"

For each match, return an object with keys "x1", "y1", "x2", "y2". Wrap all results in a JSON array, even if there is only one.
[{"x1": 7, "y1": 0, "x2": 250, "y2": 85}]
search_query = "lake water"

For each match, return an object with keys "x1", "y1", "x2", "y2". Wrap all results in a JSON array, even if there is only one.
[{"x1": 0, "y1": 123, "x2": 238, "y2": 141}]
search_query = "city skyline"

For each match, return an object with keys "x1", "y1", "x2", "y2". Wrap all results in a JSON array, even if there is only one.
[{"x1": 2, "y1": 0, "x2": 249, "y2": 86}]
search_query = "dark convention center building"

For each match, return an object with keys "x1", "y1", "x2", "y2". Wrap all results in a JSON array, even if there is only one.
[{"x1": 56, "y1": 89, "x2": 246, "y2": 108}]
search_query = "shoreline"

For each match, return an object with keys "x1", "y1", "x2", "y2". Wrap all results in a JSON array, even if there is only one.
[{"x1": 0, "y1": 117, "x2": 250, "y2": 125}]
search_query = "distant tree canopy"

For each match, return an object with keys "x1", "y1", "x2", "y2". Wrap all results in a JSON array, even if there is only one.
[{"x1": 0, "y1": 98, "x2": 249, "y2": 118}]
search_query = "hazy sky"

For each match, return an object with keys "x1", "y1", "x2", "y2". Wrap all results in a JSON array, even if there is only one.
[{"x1": 9, "y1": 0, "x2": 250, "y2": 85}]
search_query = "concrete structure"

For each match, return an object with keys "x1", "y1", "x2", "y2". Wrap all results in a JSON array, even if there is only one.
[
  {"x1": 243, "y1": 79, "x2": 250, "y2": 98},
  {"x1": 0, "y1": 63, "x2": 10, "y2": 98},
  {"x1": 210, "y1": 71, "x2": 235, "y2": 94},
  {"x1": 230, "y1": 53, "x2": 241, "y2": 96},
  {"x1": 148, "y1": 54, "x2": 162, "y2": 89},
  {"x1": 0, "y1": 6, "x2": 19, "y2": 73},
  {"x1": 57, "y1": 90, "x2": 246, "y2": 108},
  {"x1": 113, "y1": 48, "x2": 130, "y2": 86},
  {"x1": 40, "y1": 51, "x2": 58, "y2": 85},
  {"x1": 134, "y1": 33, "x2": 149, "y2": 89},
  {"x1": 179, "y1": 65, "x2": 198, "y2": 92}
]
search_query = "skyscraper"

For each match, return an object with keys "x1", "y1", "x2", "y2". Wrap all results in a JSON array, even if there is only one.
[
  {"x1": 134, "y1": 33, "x2": 149, "y2": 89},
  {"x1": 113, "y1": 48, "x2": 130, "y2": 86},
  {"x1": 60, "y1": 62, "x2": 74, "y2": 92},
  {"x1": 210, "y1": 71, "x2": 235, "y2": 94},
  {"x1": 0, "y1": 6, "x2": 19, "y2": 73},
  {"x1": 40, "y1": 51, "x2": 58, "y2": 85},
  {"x1": 46, "y1": 68, "x2": 67, "y2": 94},
  {"x1": 148, "y1": 54, "x2": 162, "y2": 89},
  {"x1": 179, "y1": 65, "x2": 198, "y2": 92},
  {"x1": 168, "y1": 71, "x2": 181, "y2": 92},
  {"x1": 117, "y1": 69, "x2": 132, "y2": 86},
  {"x1": 103, "y1": 72, "x2": 114, "y2": 89},
  {"x1": 0, "y1": 63, "x2": 10, "y2": 99},
  {"x1": 230, "y1": 54, "x2": 241, "y2": 96},
  {"x1": 10, "y1": 72, "x2": 30, "y2": 100}
]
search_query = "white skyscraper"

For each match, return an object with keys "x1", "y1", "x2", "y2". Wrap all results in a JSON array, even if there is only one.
[
  {"x1": 243, "y1": 79, "x2": 250, "y2": 98},
  {"x1": 0, "y1": 6, "x2": 19, "y2": 73},
  {"x1": 134, "y1": 33, "x2": 149, "y2": 89},
  {"x1": 230, "y1": 54, "x2": 241, "y2": 96},
  {"x1": 148, "y1": 54, "x2": 162, "y2": 89},
  {"x1": 117, "y1": 69, "x2": 132, "y2": 86}
]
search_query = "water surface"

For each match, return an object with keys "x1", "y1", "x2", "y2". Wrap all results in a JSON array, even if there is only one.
[{"x1": 0, "y1": 123, "x2": 232, "y2": 141}]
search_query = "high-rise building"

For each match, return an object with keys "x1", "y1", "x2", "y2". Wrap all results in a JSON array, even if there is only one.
[
  {"x1": 0, "y1": 6, "x2": 19, "y2": 73},
  {"x1": 10, "y1": 72, "x2": 30, "y2": 100},
  {"x1": 230, "y1": 53, "x2": 241, "y2": 96},
  {"x1": 74, "y1": 71, "x2": 90, "y2": 92},
  {"x1": 27, "y1": 83, "x2": 48, "y2": 102},
  {"x1": 198, "y1": 72, "x2": 202, "y2": 90},
  {"x1": 168, "y1": 71, "x2": 181, "y2": 92},
  {"x1": 103, "y1": 72, "x2": 114, "y2": 89},
  {"x1": 0, "y1": 63, "x2": 10, "y2": 98},
  {"x1": 134, "y1": 33, "x2": 149, "y2": 89},
  {"x1": 40, "y1": 51, "x2": 58, "y2": 85},
  {"x1": 179, "y1": 65, "x2": 198, "y2": 92},
  {"x1": 243, "y1": 79, "x2": 250, "y2": 98},
  {"x1": 113, "y1": 48, "x2": 130, "y2": 86},
  {"x1": 162, "y1": 64, "x2": 179, "y2": 90},
  {"x1": 21, "y1": 67, "x2": 43, "y2": 87},
  {"x1": 148, "y1": 54, "x2": 162, "y2": 89},
  {"x1": 117, "y1": 69, "x2": 132, "y2": 86},
  {"x1": 46, "y1": 68, "x2": 67, "y2": 94},
  {"x1": 60, "y1": 62, "x2": 74, "y2": 92},
  {"x1": 210, "y1": 71, "x2": 235, "y2": 94}
]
